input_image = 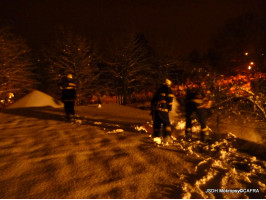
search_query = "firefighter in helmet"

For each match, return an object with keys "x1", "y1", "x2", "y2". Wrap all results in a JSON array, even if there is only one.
[
  {"x1": 151, "y1": 78, "x2": 175, "y2": 145},
  {"x1": 59, "y1": 74, "x2": 77, "y2": 121},
  {"x1": 185, "y1": 88, "x2": 211, "y2": 142}
]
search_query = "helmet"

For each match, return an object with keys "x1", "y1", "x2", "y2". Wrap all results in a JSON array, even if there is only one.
[
  {"x1": 165, "y1": 78, "x2": 172, "y2": 86},
  {"x1": 67, "y1": 74, "x2": 73, "y2": 79},
  {"x1": 8, "y1": 92, "x2": 14, "y2": 98}
]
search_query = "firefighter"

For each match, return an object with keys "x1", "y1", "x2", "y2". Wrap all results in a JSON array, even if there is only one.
[
  {"x1": 151, "y1": 78, "x2": 175, "y2": 145},
  {"x1": 185, "y1": 88, "x2": 211, "y2": 142},
  {"x1": 59, "y1": 74, "x2": 77, "y2": 121}
]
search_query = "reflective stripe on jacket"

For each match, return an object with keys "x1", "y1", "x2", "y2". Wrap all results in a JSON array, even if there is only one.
[{"x1": 151, "y1": 83, "x2": 174, "y2": 112}]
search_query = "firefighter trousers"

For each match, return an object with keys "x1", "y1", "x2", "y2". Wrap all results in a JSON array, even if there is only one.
[
  {"x1": 153, "y1": 110, "x2": 171, "y2": 138},
  {"x1": 185, "y1": 101, "x2": 207, "y2": 132},
  {"x1": 63, "y1": 101, "x2": 75, "y2": 119}
]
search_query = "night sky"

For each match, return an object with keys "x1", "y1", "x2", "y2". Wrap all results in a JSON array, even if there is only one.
[{"x1": 0, "y1": 0, "x2": 265, "y2": 57}]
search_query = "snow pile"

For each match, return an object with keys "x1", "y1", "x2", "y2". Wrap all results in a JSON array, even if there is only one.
[
  {"x1": 173, "y1": 119, "x2": 202, "y2": 133},
  {"x1": 174, "y1": 120, "x2": 186, "y2": 130},
  {"x1": 8, "y1": 90, "x2": 63, "y2": 108},
  {"x1": 134, "y1": 125, "x2": 148, "y2": 133},
  {"x1": 133, "y1": 122, "x2": 153, "y2": 134},
  {"x1": 174, "y1": 133, "x2": 266, "y2": 199}
]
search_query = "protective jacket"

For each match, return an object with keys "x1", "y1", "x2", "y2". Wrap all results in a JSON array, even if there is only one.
[
  {"x1": 185, "y1": 89, "x2": 212, "y2": 109},
  {"x1": 151, "y1": 83, "x2": 174, "y2": 113},
  {"x1": 59, "y1": 76, "x2": 76, "y2": 102}
]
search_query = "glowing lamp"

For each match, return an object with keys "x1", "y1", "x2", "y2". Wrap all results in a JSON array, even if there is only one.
[
  {"x1": 248, "y1": 66, "x2": 251, "y2": 70},
  {"x1": 245, "y1": 52, "x2": 248, "y2": 56}
]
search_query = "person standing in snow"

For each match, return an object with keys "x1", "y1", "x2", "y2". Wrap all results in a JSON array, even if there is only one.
[
  {"x1": 59, "y1": 74, "x2": 77, "y2": 121},
  {"x1": 151, "y1": 78, "x2": 175, "y2": 145},
  {"x1": 185, "y1": 88, "x2": 211, "y2": 142}
]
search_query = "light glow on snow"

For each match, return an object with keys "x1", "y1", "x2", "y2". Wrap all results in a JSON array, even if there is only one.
[{"x1": 106, "y1": 129, "x2": 124, "y2": 134}]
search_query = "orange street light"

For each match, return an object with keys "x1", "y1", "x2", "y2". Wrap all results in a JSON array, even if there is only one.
[
  {"x1": 248, "y1": 66, "x2": 252, "y2": 70},
  {"x1": 245, "y1": 52, "x2": 249, "y2": 56},
  {"x1": 250, "y1": 61, "x2": 254, "y2": 65}
]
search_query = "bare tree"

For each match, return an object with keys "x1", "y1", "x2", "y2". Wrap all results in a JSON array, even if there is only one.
[
  {"x1": 0, "y1": 27, "x2": 36, "y2": 101},
  {"x1": 43, "y1": 30, "x2": 100, "y2": 104},
  {"x1": 104, "y1": 33, "x2": 159, "y2": 104}
]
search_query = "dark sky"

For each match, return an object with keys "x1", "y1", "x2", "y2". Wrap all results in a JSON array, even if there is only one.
[{"x1": 0, "y1": 0, "x2": 265, "y2": 57}]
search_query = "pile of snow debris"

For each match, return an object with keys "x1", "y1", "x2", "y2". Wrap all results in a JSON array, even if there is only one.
[
  {"x1": 131, "y1": 120, "x2": 265, "y2": 198},
  {"x1": 87, "y1": 114, "x2": 265, "y2": 198},
  {"x1": 134, "y1": 122, "x2": 152, "y2": 133},
  {"x1": 174, "y1": 133, "x2": 266, "y2": 199}
]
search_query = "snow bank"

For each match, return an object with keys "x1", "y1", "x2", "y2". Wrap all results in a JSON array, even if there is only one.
[{"x1": 8, "y1": 90, "x2": 63, "y2": 109}]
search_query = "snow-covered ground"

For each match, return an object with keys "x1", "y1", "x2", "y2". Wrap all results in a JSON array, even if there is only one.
[{"x1": 0, "y1": 102, "x2": 265, "y2": 198}]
